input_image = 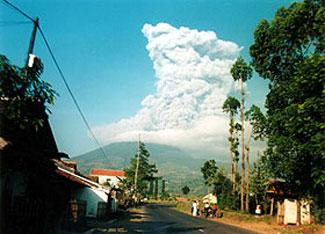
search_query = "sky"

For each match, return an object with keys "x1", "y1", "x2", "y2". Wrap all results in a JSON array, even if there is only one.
[{"x1": 0, "y1": 0, "x2": 297, "y2": 159}]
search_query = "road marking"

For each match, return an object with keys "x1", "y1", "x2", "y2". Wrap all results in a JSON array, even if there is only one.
[{"x1": 198, "y1": 229, "x2": 204, "y2": 233}]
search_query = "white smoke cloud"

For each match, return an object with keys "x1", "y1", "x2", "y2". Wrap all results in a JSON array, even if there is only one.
[{"x1": 92, "y1": 23, "x2": 243, "y2": 158}]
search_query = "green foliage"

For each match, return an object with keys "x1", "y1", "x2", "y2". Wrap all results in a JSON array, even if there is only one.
[
  {"x1": 223, "y1": 96, "x2": 241, "y2": 116},
  {"x1": 230, "y1": 56, "x2": 253, "y2": 83},
  {"x1": 250, "y1": 155, "x2": 269, "y2": 204},
  {"x1": 160, "y1": 191, "x2": 170, "y2": 200},
  {"x1": 148, "y1": 180, "x2": 154, "y2": 196},
  {"x1": 181, "y1": 185, "x2": 190, "y2": 195},
  {"x1": 201, "y1": 160, "x2": 240, "y2": 210},
  {"x1": 230, "y1": 56, "x2": 252, "y2": 211},
  {"x1": 162, "y1": 179, "x2": 166, "y2": 194},
  {"x1": 201, "y1": 160, "x2": 219, "y2": 187},
  {"x1": 223, "y1": 97, "x2": 240, "y2": 162},
  {"x1": 74, "y1": 142, "x2": 210, "y2": 196},
  {"x1": 0, "y1": 55, "x2": 56, "y2": 130},
  {"x1": 124, "y1": 142, "x2": 158, "y2": 196},
  {"x1": 250, "y1": 0, "x2": 324, "y2": 219},
  {"x1": 250, "y1": 0, "x2": 324, "y2": 82},
  {"x1": 245, "y1": 105, "x2": 267, "y2": 140},
  {"x1": 154, "y1": 178, "x2": 159, "y2": 199},
  {"x1": 223, "y1": 96, "x2": 241, "y2": 177}
]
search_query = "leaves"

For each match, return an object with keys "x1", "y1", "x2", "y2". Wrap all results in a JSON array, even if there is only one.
[
  {"x1": 0, "y1": 54, "x2": 57, "y2": 130},
  {"x1": 230, "y1": 57, "x2": 253, "y2": 82},
  {"x1": 223, "y1": 96, "x2": 240, "y2": 116},
  {"x1": 245, "y1": 105, "x2": 267, "y2": 140},
  {"x1": 124, "y1": 142, "x2": 158, "y2": 196},
  {"x1": 249, "y1": 0, "x2": 325, "y2": 202}
]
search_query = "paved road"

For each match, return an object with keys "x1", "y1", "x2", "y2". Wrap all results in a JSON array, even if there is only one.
[{"x1": 92, "y1": 204, "x2": 256, "y2": 234}]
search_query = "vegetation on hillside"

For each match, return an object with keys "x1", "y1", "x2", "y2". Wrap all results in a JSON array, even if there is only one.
[{"x1": 74, "y1": 142, "x2": 210, "y2": 196}]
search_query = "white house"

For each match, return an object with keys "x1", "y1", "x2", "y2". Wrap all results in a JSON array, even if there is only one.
[
  {"x1": 55, "y1": 165, "x2": 111, "y2": 218},
  {"x1": 89, "y1": 168, "x2": 125, "y2": 188}
]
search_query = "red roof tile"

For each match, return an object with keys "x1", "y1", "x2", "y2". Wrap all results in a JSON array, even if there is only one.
[{"x1": 90, "y1": 168, "x2": 125, "y2": 177}]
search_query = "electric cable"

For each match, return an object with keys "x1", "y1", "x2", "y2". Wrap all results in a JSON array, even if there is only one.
[
  {"x1": 2, "y1": 0, "x2": 109, "y2": 160},
  {"x1": 37, "y1": 25, "x2": 108, "y2": 160},
  {"x1": 2, "y1": 0, "x2": 34, "y2": 22},
  {"x1": 0, "y1": 20, "x2": 31, "y2": 26}
]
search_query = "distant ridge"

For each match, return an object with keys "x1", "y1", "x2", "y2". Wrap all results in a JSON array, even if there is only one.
[{"x1": 73, "y1": 142, "x2": 228, "y2": 195}]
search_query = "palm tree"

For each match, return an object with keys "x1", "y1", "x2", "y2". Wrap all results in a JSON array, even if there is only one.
[{"x1": 230, "y1": 57, "x2": 253, "y2": 211}]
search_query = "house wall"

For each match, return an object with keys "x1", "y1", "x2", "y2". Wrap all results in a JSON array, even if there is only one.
[
  {"x1": 284, "y1": 199, "x2": 298, "y2": 224},
  {"x1": 75, "y1": 187, "x2": 108, "y2": 217},
  {"x1": 97, "y1": 175, "x2": 124, "y2": 187}
]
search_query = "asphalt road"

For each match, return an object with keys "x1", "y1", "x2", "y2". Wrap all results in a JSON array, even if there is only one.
[{"x1": 92, "y1": 204, "x2": 257, "y2": 234}]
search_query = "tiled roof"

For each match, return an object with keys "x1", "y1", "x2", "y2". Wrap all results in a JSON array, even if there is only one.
[
  {"x1": 90, "y1": 168, "x2": 125, "y2": 177},
  {"x1": 56, "y1": 167, "x2": 101, "y2": 188}
]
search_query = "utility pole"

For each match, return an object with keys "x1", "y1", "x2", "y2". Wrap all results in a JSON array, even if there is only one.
[
  {"x1": 134, "y1": 134, "x2": 141, "y2": 198},
  {"x1": 25, "y1": 17, "x2": 39, "y2": 68}
]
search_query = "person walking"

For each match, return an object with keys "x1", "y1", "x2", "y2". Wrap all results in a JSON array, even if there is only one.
[
  {"x1": 192, "y1": 200, "x2": 198, "y2": 216},
  {"x1": 211, "y1": 203, "x2": 218, "y2": 218},
  {"x1": 204, "y1": 202, "x2": 210, "y2": 218}
]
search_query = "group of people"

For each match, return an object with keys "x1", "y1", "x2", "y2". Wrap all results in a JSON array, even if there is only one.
[{"x1": 191, "y1": 200, "x2": 220, "y2": 218}]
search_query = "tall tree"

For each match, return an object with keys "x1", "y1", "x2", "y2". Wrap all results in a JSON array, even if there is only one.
[
  {"x1": 201, "y1": 160, "x2": 236, "y2": 209},
  {"x1": 201, "y1": 160, "x2": 219, "y2": 190},
  {"x1": 223, "y1": 96, "x2": 241, "y2": 191},
  {"x1": 124, "y1": 142, "x2": 158, "y2": 197},
  {"x1": 230, "y1": 57, "x2": 253, "y2": 211},
  {"x1": 250, "y1": 0, "x2": 324, "y2": 222}
]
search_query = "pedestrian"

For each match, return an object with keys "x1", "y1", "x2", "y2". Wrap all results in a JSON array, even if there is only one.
[
  {"x1": 204, "y1": 202, "x2": 210, "y2": 218},
  {"x1": 211, "y1": 203, "x2": 218, "y2": 218},
  {"x1": 196, "y1": 201, "x2": 200, "y2": 216},
  {"x1": 192, "y1": 200, "x2": 198, "y2": 216}
]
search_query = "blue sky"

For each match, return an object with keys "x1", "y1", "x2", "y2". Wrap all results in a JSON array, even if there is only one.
[{"x1": 1, "y1": 0, "x2": 296, "y2": 157}]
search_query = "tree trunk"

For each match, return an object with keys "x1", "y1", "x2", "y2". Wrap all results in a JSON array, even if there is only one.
[
  {"x1": 240, "y1": 77, "x2": 245, "y2": 211},
  {"x1": 270, "y1": 197, "x2": 274, "y2": 216},
  {"x1": 229, "y1": 145, "x2": 234, "y2": 191},
  {"x1": 245, "y1": 128, "x2": 252, "y2": 212},
  {"x1": 245, "y1": 146, "x2": 250, "y2": 212},
  {"x1": 154, "y1": 179, "x2": 159, "y2": 200},
  {"x1": 230, "y1": 115, "x2": 235, "y2": 193}
]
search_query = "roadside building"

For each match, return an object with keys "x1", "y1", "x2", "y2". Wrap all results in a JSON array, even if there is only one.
[
  {"x1": 89, "y1": 168, "x2": 126, "y2": 212},
  {"x1": 54, "y1": 163, "x2": 111, "y2": 221},
  {"x1": 266, "y1": 179, "x2": 311, "y2": 225},
  {"x1": 89, "y1": 168, "x2": 125, "y2": 188}
]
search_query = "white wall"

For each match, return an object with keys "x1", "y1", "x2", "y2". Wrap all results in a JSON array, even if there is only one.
[
  {"x1": 97, "y1": 176, "x2": 124, "y2": 188},
  {"x1": 75, "y1": 187, "x2": 108, "y2": 217}
]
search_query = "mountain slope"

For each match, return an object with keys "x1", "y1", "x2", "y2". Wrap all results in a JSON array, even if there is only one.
[{"x1": 73, "y1": 142, "x2": 227, "y2": 195}]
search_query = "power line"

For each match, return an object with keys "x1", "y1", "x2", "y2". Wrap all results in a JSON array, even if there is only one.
[
  {"x1": 2, "y1": 0, "x2": 109, "y2": 160},
  {"x1": 37, "y1": 25, "x2": 108, "y2": 160},
  {"x1": 0, "y1": 20, "x2": 31, "y2": 26},
  {"x1": 2, "y1": 0, "x2": 34, "y2": 22}
]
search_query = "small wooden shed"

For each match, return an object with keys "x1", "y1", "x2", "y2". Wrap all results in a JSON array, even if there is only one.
[{"x1": 266, "y1": 179, "x2": 311, "y2": 225}]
